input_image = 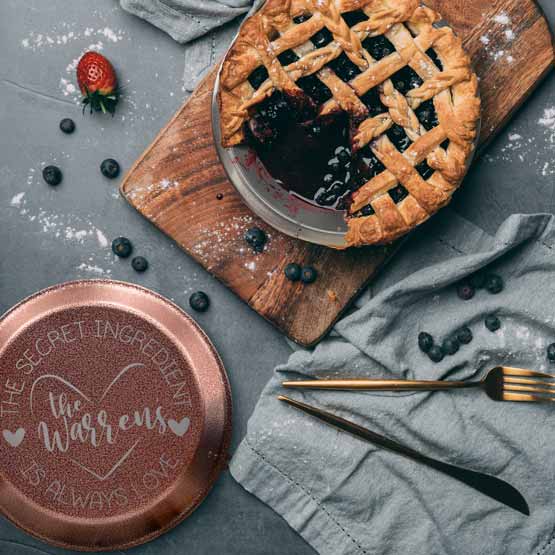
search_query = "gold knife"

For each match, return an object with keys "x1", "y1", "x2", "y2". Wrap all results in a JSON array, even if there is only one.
[{"x1": 278, "y1": 395, "x2": 529, "y2": 515}]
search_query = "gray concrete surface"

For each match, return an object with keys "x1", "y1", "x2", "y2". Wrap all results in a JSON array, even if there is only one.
[{"x1": 0, "y1": 2, "x2": 553, "y2": 554}]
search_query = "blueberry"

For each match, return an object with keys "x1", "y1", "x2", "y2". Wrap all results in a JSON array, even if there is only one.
[
  {"x1": 311, "y1": 28, "x2": 333, "y2": 48},
  {"x1": 359, "y1": 204, "x2": 375, "y2": 216},
  {"x1": 189, "y1": 291, "x2": 210, "y2": 312},
  {"x1": 362, "y1": 36, "x2": 395, "y2": 60},
  {"x1": 59, "y1": 118, "x2": 75, "y2": 134},
  {"x1": 293, "y1": 14, "x2": 310, "y2": 24},
  {"x1": 456, "y1": 326, "x2": 473, "y2": 344},
  {"x1": 328, "y1": 160, "x2": 341, "y2": 175},
  {"x1": 485, "y1": 274, "x2": 503, "y2": 294},
  {"x1": 216, "y1": 193, "x2": 224, "y2": 200},
  {"x1": 284, "y1": 263, "x2": 302, "y2": 281},
  {"x1": 330, "y1": 181, "x2": 345, "y2": 194},
  {"x1": 342, "y1": 9, "x2": 368, "y2": 27},
  {"x1": 111, "y1": 237, "x2": 133, "y2": 258},
  {"x1": 547, "y1": 343, "x2": 555, "y2": 363},
  {"x1": 426, "y1": 48, "x2": 443, "y2": 70},
  {"x1": 337, "y1": 148, "x2": 351, "y2": 165},
  {"x1": 418, "y1": 332, "x2": 434, "y2": 353},
  {"x1": 245, "y1": 227, "x2": 267, "y2": 252},
  {"x1": 457, "y1": 282, "x2": 475, "y2": 301},
  {"x1": 300, "y1": 266, "x2": 318, "y2": 284},
  {"x1": 248, "y1": 66, "x2": 269, "y2": 89},
  {"x1": 428, "y1": 345, "x2": 444, "y2": 363},
  {"x1": 100, "y1": 158, "x2": 120, "y2": 179},
  {"x1": 469, "y1": 272, "x2": 486, "y2": 289},
  {"x1": 278, "y1": 49, "x2": 299, "y2": 66},
  {"x1": 315, "y1": 190, "x2": 338, "y2": 206},
  {"x1": 42, "y1": 165, "x2": 63, "y2": 186},
  {"x1": 485, "y1": 314, "x2": 501, "y2": 332},
  {"x1": 310, "y1": 124, "x2": 322, "y2": 137},
  {"x1": 442, "y1": 337, "x2": 459, "y2": 356},
  {"x1": 131, "y1": 256, "x2": 148, "y2": 272}
]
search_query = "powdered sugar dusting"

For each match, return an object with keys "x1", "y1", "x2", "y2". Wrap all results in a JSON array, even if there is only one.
[
  {"x1": 76, "y1": 262, "x2": 112, "y2": 276},
  {"x1": 20, "y1": 26, "x2": 124, "y2": 52},
  {"x1": 539, "y1": 107, "x2": 555, "y2": 133},
  {"x1": 493, "y1": 12, "x2": 510, "y2": 25},
  {"x1": 480, "y1": 11, "x2": 516, "y2": 65},
  {"x1": 9, "y1": 169, "x2": 112, "y2": 245},
  {"x1": 10, "y1": 192, "x2": 25, "y2": 207},
  {"x1": 484, "y1": 107, "x2": 555, "y2": 177},
  {"x1": 96, "y1": 229, "x2": 109, "y2": 248}
]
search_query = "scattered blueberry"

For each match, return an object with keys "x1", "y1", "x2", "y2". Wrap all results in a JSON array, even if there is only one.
[
  {"x1": 100, "y1": 158, "x2": 121, "y2": 179},
  {"x1": 131, "y1": 256, "x2": 148, "y2": 272},
  {"x1": 485, "y1": 314, "x2": 501, "y2": 332},
  {"x1": 456, "y1": 282, "x2": 475, "y2": 301},
  {"x1": 456, "y1": 326, "x2": 473, "y2": 345},
  {"x1": 42, "y1": 165, "x2": 63, "y2": 186},
  {"x1": 284, "y1": 263, "x2": 302, "y2": 282},
  {"x1": 111, "y1": 237, "x2": 133, "y2": 258},
  {"x1": 189, "y1": 291, "x2": 210, "y2": 312},
  {"x1": 485, "y1": 273, "x2": 503, "y2": 294},
  {"x1": 469, "y1": 272, "x2": 486, "y2": 289},
  {"x1": 59, "y1": 118, "x2": 75, "y2": 134},
  {"x1": 300, "y1": 266, "x2": 318, "y2": 284},
  {"x1": 245, "y1": 227, "x2": 267, "y2": 252},
  {"x1": 418, "y1": 332, "x2": 434, "y2": 353},
  {"x1": 428, "y1": 345, "x2": 444, "y2": 363},
  {"x1": 547, "y1": 343, "x2": 555, "y2": 363},
  {"x1": 442, "y1": 336, "x2": 459, "y2": 356},
  {"x1": 216, "y1": 193, "x2": 224, "y2": 200}
]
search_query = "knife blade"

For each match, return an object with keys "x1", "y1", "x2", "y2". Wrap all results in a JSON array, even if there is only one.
[{"x1": 278, "y1": 395, "x2": 529, "y2": 516}]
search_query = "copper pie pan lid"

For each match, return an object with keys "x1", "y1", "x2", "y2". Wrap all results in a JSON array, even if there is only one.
[{"x1": 0, "y1": 279, "x2": 232, "y2": 551}]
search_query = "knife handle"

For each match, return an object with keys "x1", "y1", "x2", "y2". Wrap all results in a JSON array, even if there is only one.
[{"x1": 282, "y1": 378, "x2": 480, "y2": 391}]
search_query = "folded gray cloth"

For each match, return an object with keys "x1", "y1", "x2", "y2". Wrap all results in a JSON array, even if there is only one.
[
  {"x1": 120, "y1": 0, "x2": 258, "y2": 90},
  {"x1": 120, "y1": 0, "x2": 251, "y2": 43},
  {"x1": 231, "y1": 211, "x2": 555, "y2": 555}
]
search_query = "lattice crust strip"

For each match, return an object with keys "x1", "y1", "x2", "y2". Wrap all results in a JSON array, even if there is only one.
[{"x1": 218, "y1": 0, "x2": 480, "y2": 247}]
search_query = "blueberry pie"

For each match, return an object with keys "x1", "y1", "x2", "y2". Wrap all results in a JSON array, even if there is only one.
[{"x1": 218, "y1": 0, "x2": 480, "y2": 246}]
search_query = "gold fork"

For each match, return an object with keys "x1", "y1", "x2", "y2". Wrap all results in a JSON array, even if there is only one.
[{"x1": 282, "y1": 366, "x2": 555, "y2": 403}]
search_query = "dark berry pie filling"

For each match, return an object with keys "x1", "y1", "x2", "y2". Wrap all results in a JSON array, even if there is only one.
[
  {"x1": 246, "y1": 91, "x2": 354, "y2": 208},
  {"x1": 242, "y1": 35, "x2": 444, "y2": 216}
]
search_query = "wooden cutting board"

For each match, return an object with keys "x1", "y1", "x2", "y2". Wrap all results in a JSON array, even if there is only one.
[{"x1": 121, "y1": 0, "x2": 554, "y2": 347}]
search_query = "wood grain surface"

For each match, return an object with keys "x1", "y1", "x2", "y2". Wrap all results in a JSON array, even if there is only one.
[{"x1": 121, "y1": 0, "x2": 554, "y2": 347}]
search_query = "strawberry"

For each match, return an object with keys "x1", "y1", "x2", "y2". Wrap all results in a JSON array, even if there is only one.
[{"x1": 76, "y1": 51, "x2": 119, "y2": 115}]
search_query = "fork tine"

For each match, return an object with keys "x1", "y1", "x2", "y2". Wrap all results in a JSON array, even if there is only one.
[
  {"x1": 504, "y1": 384, "x2": 555, "y2": 395},
  {"x1": 504, "y1": 376, "x2": 555, "y2": 390},
  {"x1": 502, "y1": 391, "x2": 555, "y2": 403},
  {"x1": 501, "y1": 366, "x2": 555, "y2": 379}
]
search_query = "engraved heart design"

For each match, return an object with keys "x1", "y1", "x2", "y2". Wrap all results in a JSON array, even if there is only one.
[
  {"x1": 3, "y1": 428, "x2": 25, "y2": 448},
  {"x1": 168, "y1": 417, "x2": 190, "y2": 437},
  {"x1": 29, "y1": 363, "x2": 147, "y2": 481}
]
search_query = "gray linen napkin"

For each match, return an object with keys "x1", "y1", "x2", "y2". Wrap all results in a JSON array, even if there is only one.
[
  {"x1": 231, "y1": 211, "x2": 555, "y2": 555},
  {"x1": 120, "y1": 0, "x2": 258, "y2": 90}
]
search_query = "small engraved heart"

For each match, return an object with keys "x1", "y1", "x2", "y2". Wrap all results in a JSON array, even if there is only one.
[
  {"x1": 168, "y1": 417, "x2": 190, "y2": 437},
  {"x1": 3, "y1": 428, "x2": 25, "y2": 448}
]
